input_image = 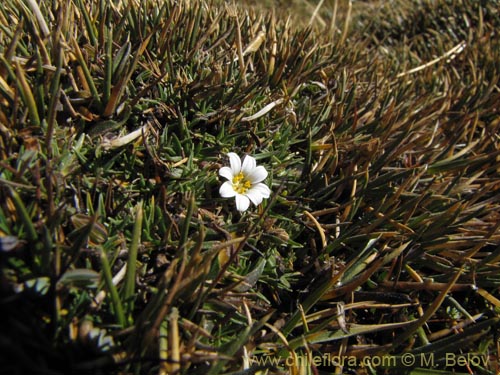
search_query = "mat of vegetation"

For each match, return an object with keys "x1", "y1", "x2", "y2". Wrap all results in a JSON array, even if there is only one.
[{"x1": 1, "y1": 0, "x2": 499, "y2": 374}]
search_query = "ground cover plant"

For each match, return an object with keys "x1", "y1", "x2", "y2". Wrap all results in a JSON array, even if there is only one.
[{"x1": 1, "y1": 0, "x2": 499, "y2": 374}]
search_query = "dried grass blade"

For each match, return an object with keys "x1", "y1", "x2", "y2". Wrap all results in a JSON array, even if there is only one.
[
  {"x1": 289, "y1": 320, "x2": 416, "y2": 349},
  {"x1": 25, "y1": 0, "x2": 49, "y2": 38},
  {"x1": 397, "y1": 41, "x2": 467, "y2": 78},
  {"x1": 103, "y1": 31, "x2": 154, "y2": 116},
  {"x1": 391, "y1": 266, "x2": 464, "y2": 349},
  {"x1": 476, "y1": 288, "x2": 500, "y2": 308},
  {"x1": 71, "y1": 36, "x2": 102, "y2": 109},
  {"x1": 14, "y1": 60, "x2": 40, "y2": 126},
  {"x1": 103, "y1": 24, "x2": 113, "y2": 106},
  {"x1": 390, "y1": 317, "x2": 499, "y2": 370},
  {"x1": 123, "y1": 200, "x2": 143, "y2": 311},
  {"x1": 167, "y1": 308, "x2": 180, "y2": 374},
  {"x1": 0, "y1": 74, "x2": 14, "y2": 104},
  {"x1": 75, "y1": 0, "x2": 97, "y2": 46}
]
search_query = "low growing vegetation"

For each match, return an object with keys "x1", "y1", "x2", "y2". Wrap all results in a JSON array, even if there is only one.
[{"x1": 0, "y1": 0, "x2": 499, "y2": 374}]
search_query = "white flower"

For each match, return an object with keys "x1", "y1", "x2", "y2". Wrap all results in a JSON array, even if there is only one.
[{"x1": 219, "y1": 153, "x2": 271, "y2": 212}]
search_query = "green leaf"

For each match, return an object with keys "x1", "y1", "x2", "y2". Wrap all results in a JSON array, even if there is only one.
[{"x1": 57, "y1": 268, "x2": 100, "y2": 289}]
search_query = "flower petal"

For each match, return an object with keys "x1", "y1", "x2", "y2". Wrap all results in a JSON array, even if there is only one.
[
  {"x1": 219, "y1": 181, "x2": 236, "y2": 198},
  {"x1": 246, "y1": 165, "x2": 268, "y2": 184},
  {"x1": 235, "y1": 194, "x2": 250, "y2": 212},
  {"x1": 227, "y1": 152, "x2": 241, "y2": 175},
  {"x1": 241, "y1": 155, "x2": 256, "y2": 176},
  {"x1": 219, "y1": 166, "x2": 233, "y2": 181},
  {"x1": 250, "y1": 183, "x2": 271, "y2": 199},
  {"x1": 245, "y1": 189, "x2": 264, "y2": 206}
]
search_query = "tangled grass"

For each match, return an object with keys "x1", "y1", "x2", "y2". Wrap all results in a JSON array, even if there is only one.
[{"x1": 0, "y1": 0, "x2": 499, "y2": 374}]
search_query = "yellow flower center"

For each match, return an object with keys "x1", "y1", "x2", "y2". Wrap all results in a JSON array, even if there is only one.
[{"x1": 232, "y1": 172, "x2": 252, "y2": 194}]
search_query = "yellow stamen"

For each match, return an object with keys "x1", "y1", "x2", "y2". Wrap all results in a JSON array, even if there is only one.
[{"x1": 232, "y1": 172, "x2": 252, "y2": 194}]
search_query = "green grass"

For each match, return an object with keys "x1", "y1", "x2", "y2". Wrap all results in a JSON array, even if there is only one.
[{"x1": 1, "y1": 0, "x2": 499, "y2": 374}]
